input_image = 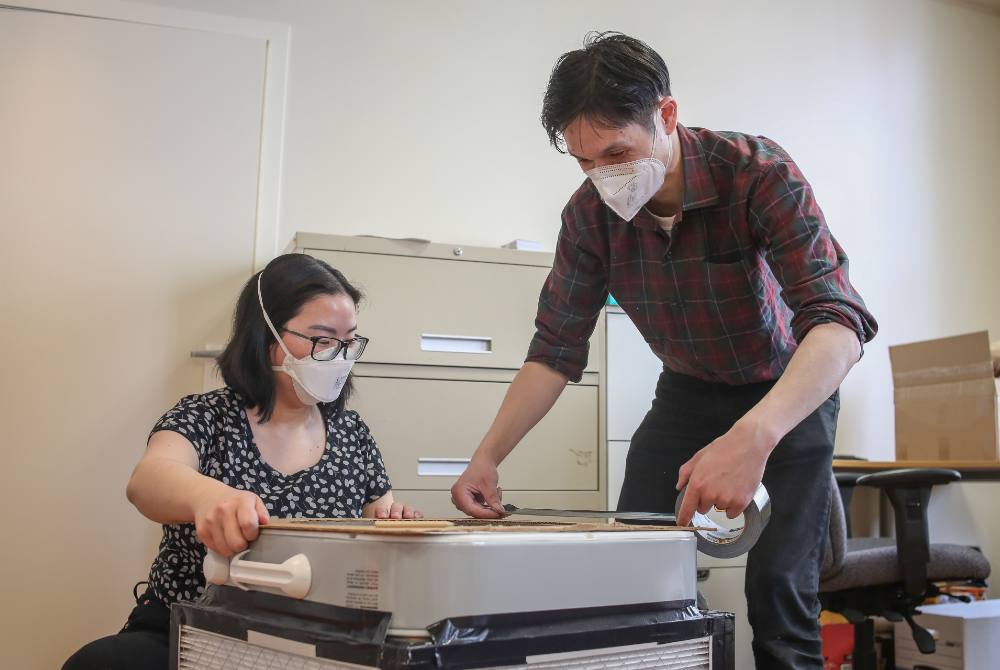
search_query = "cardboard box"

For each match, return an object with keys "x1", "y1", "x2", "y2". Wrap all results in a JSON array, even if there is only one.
[{"x1": 890, "y1": 331, "x2": 1000, "y2": 462}]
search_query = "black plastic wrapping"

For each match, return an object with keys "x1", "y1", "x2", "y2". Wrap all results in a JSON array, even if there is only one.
[
  {"x1": 171, "y1": 586, "x2": 735, "y2": 669},
  {"x1": 400, "y1": 601, "x2": 734, "y2": 668}
]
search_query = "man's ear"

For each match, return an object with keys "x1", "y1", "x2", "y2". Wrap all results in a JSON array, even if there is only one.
[{"x1": 658, "y1": 96, "x2": 679, "y2": 135}]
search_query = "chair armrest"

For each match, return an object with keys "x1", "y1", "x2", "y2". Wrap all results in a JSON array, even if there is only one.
[
  {"x1": 855, "y1": 468, "x2": 961, "y2": 598},
  {"x1": 856, "y1": 468, "x2": 961, "y2": 489},
  {"x1": 835, "y1": 472, "x2": 866, "y2": 487}
]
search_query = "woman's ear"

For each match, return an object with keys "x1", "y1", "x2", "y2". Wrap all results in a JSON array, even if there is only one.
[{"x1": 268, "y1": 340, "x2": 283, "y2": 366}]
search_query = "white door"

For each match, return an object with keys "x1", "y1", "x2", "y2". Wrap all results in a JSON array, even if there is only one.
[{"x1": 0, "y1": 6, "x2": 280, "y2": 668}]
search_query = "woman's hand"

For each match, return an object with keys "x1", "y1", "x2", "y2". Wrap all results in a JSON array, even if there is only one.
[
  {"x1": 192, "y1": 484, "x2": 270, "y2": 557},
  {"x1": 363, "y1": 492, "x2": 423, "y2": 519},
  {"x1": 374, "y1": 501, "x2": 424, "y2": 519}
]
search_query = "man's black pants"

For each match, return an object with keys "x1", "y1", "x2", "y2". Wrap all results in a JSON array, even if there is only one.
[{"x1": 618, "y1": 369, "x2": 837, "y2": 670}]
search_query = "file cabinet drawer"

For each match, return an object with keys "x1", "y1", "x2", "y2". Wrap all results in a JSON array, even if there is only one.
[
  {"x1": 311, "y1": 249, "x2": 548, "y2": 369},
  {"x1": 350, "y1": 375, "x2": 599, "y2": 491}
]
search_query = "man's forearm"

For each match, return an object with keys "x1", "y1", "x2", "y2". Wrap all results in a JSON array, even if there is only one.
[
  {"x1": 475, "y1": 361, "x2": 569, "y2": 465},
  {"x1": 737, "y1": 322, "x2": 861, "y2": 452}
]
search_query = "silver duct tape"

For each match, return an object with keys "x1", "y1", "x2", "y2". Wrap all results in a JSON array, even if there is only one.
[{"x1": 675, "y1": 483, "x2": 771, "y2": 559}]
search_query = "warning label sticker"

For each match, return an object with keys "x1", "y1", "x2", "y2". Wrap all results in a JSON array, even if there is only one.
[{"x1": 345, "y1": 568, "x2": 379, "y2": 609}]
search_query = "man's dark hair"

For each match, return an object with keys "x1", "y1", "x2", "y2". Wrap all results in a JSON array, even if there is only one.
[
  {"x1": 218, "y1": 253, "x2": 363, "y2": 423},
  {"x1": 541, "y1": 31, "x2": 671, "y2": 152}
]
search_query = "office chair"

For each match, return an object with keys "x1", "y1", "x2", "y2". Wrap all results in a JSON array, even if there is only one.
[{"x1": 819, "y1": 468, "x2": 991, "y2": 670}]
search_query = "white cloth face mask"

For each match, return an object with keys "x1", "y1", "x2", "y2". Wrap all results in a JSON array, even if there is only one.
[
  {"x1": 585, "y1": 122, "x2": 669, "y2": 222},
  {"x1": 257, "y1": 273, "x2": 354, "y2": 405}
]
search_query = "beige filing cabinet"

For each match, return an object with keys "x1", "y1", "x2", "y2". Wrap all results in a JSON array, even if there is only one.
[
  {"x1": 605, "y1": 306, "x2": 754, "y2": 670},
  {"x1": 288, "y1": 233, "x2": 607, "y2": 517}
]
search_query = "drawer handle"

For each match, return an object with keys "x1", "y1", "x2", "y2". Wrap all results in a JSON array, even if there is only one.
[
  {"x1": 420, "y1": 334, "x2": 493, "y2": 354},
  {"x1": 417, "y1": 457, "x2": 471, "y2": 477}
]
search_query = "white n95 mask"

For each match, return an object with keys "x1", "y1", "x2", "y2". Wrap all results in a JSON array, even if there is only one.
[
  {"x1": 257, "y1": 273, "x2": 354, "y2": 405},
  {"x1": 585, "y1": 122, "x2": 668, "y2": 222}
]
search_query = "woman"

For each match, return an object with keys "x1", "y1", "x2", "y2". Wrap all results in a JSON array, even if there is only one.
[{"x1": 64, "y1": 253, "x2": 420, "y2": 670}]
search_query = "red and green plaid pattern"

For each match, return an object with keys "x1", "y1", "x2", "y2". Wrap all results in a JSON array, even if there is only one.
[{"x1": 526, "y1": 124, "x2": 877, "y2": 385}]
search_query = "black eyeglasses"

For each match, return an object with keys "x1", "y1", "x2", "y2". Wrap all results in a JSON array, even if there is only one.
[{"x1": 283, "y1": 329, "x2": 369, "y2": 361}]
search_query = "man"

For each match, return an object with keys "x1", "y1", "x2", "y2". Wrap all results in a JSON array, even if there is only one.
[{"x1": 451, "y1": 32, "x2": 877, "y2": 669}]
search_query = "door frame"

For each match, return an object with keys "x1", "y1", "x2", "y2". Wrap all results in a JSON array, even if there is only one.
[{"x1": 4, "y1": 0, "x2": 289, "y2": 269}]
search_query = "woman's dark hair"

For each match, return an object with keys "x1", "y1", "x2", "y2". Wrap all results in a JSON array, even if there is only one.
[
  {"x1": 541, "y1": 31, "x2": 671, "y2": 153},
  {"x1": 217, "y1": 253, "x2": 363, "y2": 423}
]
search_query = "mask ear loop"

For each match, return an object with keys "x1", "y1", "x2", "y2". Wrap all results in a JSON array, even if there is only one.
[
  {"x1": 257, "y1": 271, "x2": 295, "y2": 361},
  {"x1": 651, "y1": 105, "x2": 673, "y2": 168},
  {"x1": 649, "y1": 116, "x2": 658, "y2": 159}
]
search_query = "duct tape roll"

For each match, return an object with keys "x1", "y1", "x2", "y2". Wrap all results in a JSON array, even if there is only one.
[{"x1": 675, "y1": 482, "x2": 771, "y2": 559}]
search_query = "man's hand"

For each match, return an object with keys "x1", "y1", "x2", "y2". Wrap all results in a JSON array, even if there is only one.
[
  {"x1": 675, "y1": 420, "x2": 773, "y2": 526},
  {"x1": 451, "y1": 454, "x2": 505, "y2": 518}
]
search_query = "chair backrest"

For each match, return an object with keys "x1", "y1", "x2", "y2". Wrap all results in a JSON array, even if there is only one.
[{"x1": 820, "y1": 471, "x2": 847, "y2": 581}]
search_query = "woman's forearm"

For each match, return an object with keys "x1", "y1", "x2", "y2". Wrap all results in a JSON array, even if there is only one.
[{"x1": 126, "y1": 457, "x2": 228, "y2": 525}]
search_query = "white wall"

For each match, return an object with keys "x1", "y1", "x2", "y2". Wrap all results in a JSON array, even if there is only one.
[{"x1": 145, "y1": 0, "x2": 1000, "y2": 460}]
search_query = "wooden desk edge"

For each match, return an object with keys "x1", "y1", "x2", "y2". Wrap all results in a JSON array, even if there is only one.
[{"x1": 832, "y1": 459, "x2": 1000, "y2": 480}]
